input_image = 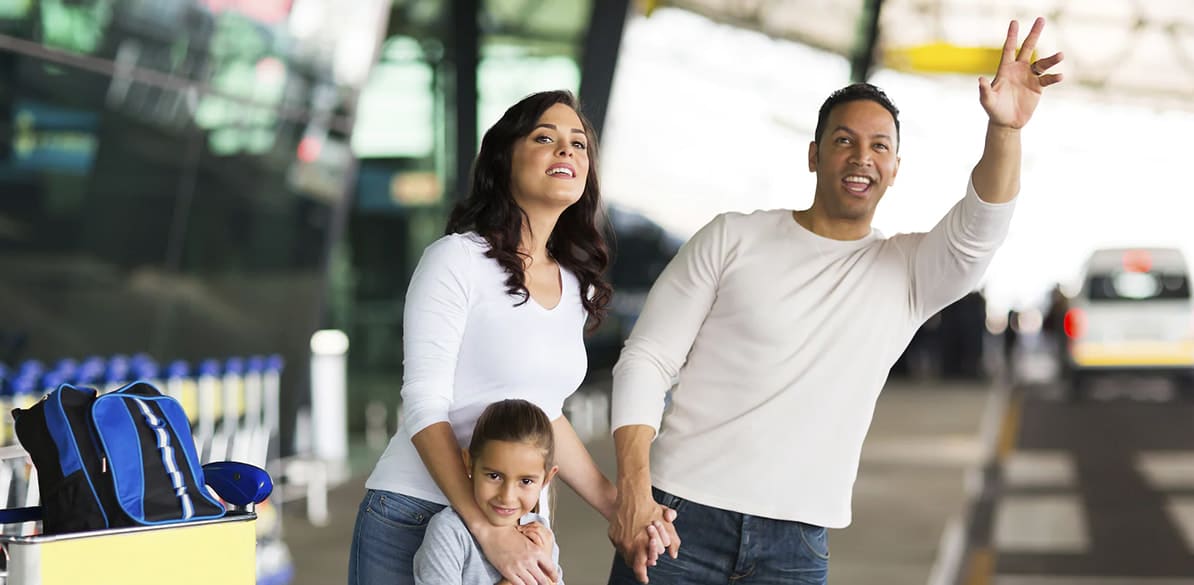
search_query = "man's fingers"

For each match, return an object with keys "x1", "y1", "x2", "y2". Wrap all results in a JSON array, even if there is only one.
[
  {"x1": 662, "y1": 506, "x2": 678, "y2": 523},
  {"x1": 999, "y1": 19, "x2": 1019, "y2": 65},
  {"x1": 1038, "y1": 72, "x2": 1063, "y2": 87},
  {"x1": 1017, "y1": 17, "x2": 1046, "y2": 62},
  {"x1": 1034, "y1": 51, "x2": 1063, "y2": 71}
]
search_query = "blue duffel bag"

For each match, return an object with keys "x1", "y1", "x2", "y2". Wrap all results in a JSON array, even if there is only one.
[{"x1": 11, "y1": 381, "x2": 227, "y2": 534}]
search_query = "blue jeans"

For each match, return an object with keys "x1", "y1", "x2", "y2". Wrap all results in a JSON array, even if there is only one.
[
  {"x1": 608, "y1": 487, "x2": 830, "y2": 585},
  {"x1": 348, "y1": 489, "x2": 447, "y2": 585}
]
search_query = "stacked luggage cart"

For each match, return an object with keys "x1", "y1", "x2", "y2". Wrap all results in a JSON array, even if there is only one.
[{"x1": 0, "y1": 354, "x2": 295, "y2": 585}]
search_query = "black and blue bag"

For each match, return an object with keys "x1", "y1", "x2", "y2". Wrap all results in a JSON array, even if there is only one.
[{"x1": 11, "y1": 381, "x2": 226, "y2": 534}]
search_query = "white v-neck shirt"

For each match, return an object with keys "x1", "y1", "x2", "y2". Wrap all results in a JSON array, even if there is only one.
[
  {"x1": 366, "y1": 233, "x2": 588, "y2": 505},
  {"x1": 611, "y1": 181, "x2": 1015, "y2": 528}
]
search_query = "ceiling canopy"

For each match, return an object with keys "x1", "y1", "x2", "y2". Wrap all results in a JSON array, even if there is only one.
[{"x1": 651, "y1": 0, "x2": 1194, "y2": 109}]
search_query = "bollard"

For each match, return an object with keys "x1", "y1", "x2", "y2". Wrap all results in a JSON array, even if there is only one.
[{"x1": 309, "y1": 330, "x2": 349, "y2": 484}]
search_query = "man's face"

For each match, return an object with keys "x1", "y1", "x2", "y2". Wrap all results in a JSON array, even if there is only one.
[{"x1": 808, "y1": 99, "x2": 900, "y2": 224}]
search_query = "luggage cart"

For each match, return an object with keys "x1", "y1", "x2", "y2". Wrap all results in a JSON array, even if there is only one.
[{"x1": 0, "y1": 457, "x2": 272, "y2": 585}]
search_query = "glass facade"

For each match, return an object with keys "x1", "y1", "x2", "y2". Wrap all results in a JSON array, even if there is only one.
[{"x1": 0, "y1": 0, "x2": 386, "y2": 451}]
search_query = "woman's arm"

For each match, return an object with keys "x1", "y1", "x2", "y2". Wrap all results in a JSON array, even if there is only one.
[{"x1": 550, "y1": 415, "x2": 617, "y2": 519}]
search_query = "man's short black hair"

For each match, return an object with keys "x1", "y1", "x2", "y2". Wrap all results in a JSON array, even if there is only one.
[{"x1": 814, "y1": 83, "x2": 900, "y2": 149}]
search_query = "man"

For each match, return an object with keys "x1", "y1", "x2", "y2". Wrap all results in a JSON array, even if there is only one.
[{"x1": 606, "y1": 17, "x2": 1064, "y2": 584}]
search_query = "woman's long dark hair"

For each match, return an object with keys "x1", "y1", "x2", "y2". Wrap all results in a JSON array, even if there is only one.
[{"x1": 445, "y1": 90, "x2": 612, "y2": 330}]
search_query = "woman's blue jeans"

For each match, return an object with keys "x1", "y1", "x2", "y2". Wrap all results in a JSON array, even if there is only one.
[{"x1": 347, "y1": 489, "x2": 447, "y2": 585}]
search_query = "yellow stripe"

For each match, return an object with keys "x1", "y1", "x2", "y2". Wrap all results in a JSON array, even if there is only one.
[
  {"x1": 37, "y1": 519, "x2": 255, "y2": 585},
  {"x1": 1073, "y1": 341, "x2": 1194, "y2": 367},
  {"x1": 967, "y1": 389, "x2": 1023, "y2": 585},
  {"x1": 997, "y1": 391, "x2": 1022, "y2": 460},
  {"x1": 964, "y1": 547, "x2": 995, "y2": 585}
]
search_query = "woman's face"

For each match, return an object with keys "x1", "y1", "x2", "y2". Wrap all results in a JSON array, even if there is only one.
[{"x1": 509, "y1": 103, "x2": 590, "y2": 213}]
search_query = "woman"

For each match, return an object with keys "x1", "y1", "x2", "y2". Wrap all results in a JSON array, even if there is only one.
[{"x1": 348, "y1": 90, "x2": 676, "y2": 585}]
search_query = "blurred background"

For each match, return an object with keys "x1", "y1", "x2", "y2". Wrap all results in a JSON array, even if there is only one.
[{"x1": 2, "y1": 1, "x2": 1194, "y2": 584}]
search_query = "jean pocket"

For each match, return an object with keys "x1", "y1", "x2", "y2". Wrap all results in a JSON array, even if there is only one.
[
  {"x1": 365, "y1": 490, "x2": 443, "y2": 529},
  {"x1": 798, "y1": 523, "x2": 830, "y2": 560}
]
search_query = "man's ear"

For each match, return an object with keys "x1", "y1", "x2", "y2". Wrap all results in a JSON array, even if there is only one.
[
  {"x1": 461, "y1": 448, "x2": 472, "y2": 477},
  {"x1": 543, "y1": 465, "x2": 559, "y2": 487},
  {"x1": 890, "y1": 155, "x2": 901, "y2": 186},
  {"x1": 808, "y1": 141, "x2": 818, "y2": 173}
]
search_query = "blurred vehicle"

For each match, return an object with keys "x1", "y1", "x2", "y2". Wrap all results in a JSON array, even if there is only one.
[
  {"x1": 1063, "y1": 247, "x2": 1194, "y2": 399},
  {"x1": 584, "y1": 205, "x2": 683, "y2": 372}
]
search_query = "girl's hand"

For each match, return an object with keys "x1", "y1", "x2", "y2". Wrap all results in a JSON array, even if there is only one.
[{"x1": 517, "y1": 521, "x2": 556, "y2": 553}]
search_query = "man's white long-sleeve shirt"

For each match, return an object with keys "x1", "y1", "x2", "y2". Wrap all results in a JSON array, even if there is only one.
[{"x1": 611, "y1": 182, "x2": 1015, "y2": 528}]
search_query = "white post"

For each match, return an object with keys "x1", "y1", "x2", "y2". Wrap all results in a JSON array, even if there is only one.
[{"x1": 309, "y1": 329, "x2": 349, "y2": 484}]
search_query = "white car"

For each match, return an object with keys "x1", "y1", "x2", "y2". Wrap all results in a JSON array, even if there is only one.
[{"x1": 1064, "y1": 247, "x2": 1194, "y2": 398}]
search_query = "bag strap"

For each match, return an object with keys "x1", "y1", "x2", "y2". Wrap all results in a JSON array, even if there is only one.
[{"x1": 130, "y1": 397, "x2": 195, "y2": 520}]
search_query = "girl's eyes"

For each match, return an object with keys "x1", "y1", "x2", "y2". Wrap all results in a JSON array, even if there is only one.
[
  {"x1": 520, "y1": 478, "x2": 536, "y2": 486},
  {"x1": 486, "y1": 473, "x2": 501, "y2": 481}
]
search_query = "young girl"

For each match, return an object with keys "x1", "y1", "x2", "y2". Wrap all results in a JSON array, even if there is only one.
[{"x1": 413, "y1": 399, "x2": 564, "y2": 584}]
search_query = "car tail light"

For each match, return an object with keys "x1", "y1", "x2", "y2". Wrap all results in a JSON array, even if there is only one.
[
  {"x1": 1122, "y1": 249, "x2": 1152, "y2": 273},
  {"x1": 1064, "y1": 308, "x2": 1085, "y2": 339}
]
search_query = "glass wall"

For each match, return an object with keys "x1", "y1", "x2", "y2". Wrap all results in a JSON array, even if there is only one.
[{"x1": 0, "y1": 0, "x2": 386, "y2": 452}]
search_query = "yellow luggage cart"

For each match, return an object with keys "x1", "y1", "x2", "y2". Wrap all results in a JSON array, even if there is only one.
[
  {"x1": 0, "y1": 513, "x2": 257, "y2": 585},
  {"x1": 0, "y1": 461, "x2": 272, "y2": 585}
]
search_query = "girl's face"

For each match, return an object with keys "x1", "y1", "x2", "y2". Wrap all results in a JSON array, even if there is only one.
[{"x1": 465, "y1": 440, "x2": 557, "y2": 527}]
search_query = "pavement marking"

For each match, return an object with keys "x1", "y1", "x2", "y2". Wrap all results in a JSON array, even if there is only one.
[
  {"x1": 1004, "y1": 450, "x2": 1076, "y2": 488},
  {"x1": 861, "y1": 435, "x2": 982, "y2": 466},
  {"x1": 994, "y1": 495, "x2": 1088, "y2": 553},
  {"x1": 1167, "y1": 497, "x2": 1194, "y2": 553},
  {"x1": 995, "y1": 578, "x2": 1194, "y2": 585},
  {"x1": 1138, "y1": 452, "x2": 1194, "y2": 490}
]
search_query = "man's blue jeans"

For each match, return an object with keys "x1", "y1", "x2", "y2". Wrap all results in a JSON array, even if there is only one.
[
  {"x1": 348, "y1": 489, "x2": 446, "y2": 585},
  {"x1": 608, "y1": 487, "x2": 830, "y2": 585}
]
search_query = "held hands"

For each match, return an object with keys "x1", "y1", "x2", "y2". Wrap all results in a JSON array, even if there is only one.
[
  {"x1": 608, "y1": 489, "x2": 681, "y2": 584},
  {"x1": 979, "y1": 17, "x2": 1065, "y2": 129},
  {"x1": 477, "y1": 523, "x2": 559, "y2": 585}
]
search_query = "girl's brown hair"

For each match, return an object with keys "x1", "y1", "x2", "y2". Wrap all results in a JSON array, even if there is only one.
[{"x1": 467, "y1": 399, "x2": 555, "y2": 472}]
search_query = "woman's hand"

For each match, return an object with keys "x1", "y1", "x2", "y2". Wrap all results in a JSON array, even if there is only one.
[{"x1": 474, "y1": 523, "x2": 558, "y2": 585}]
